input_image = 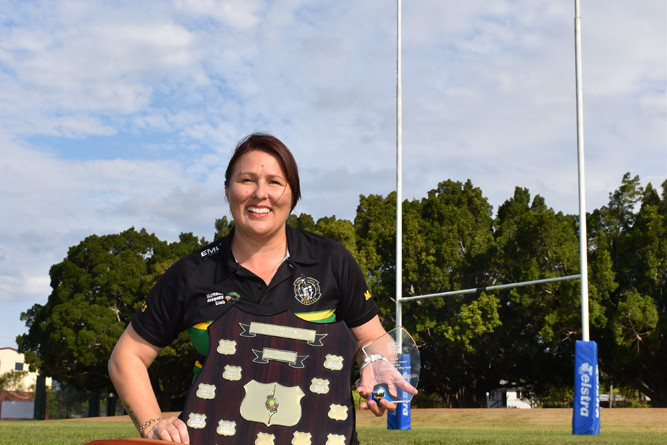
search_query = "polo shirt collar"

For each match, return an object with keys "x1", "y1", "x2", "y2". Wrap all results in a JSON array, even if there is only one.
[
  {"x1": 213, "y1": 224, "x2": 318, "y2": 283},
  {"x1": 213, "y1": 228, "x2": 239, "y2": 283},
  {"x1": 285, "y1": 224, "x2": 318, "y2": 266}
]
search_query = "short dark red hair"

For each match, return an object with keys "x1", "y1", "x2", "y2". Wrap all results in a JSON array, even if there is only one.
[{"x1": 224, "y1": 133, "x2": 301, "y2": 210}]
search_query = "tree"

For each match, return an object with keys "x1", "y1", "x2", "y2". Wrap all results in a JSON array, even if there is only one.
[
  {"x1": 18, "y1": 228, "x2": 206, "y2": 410},
  {"x1": 290, "y1": 213, "x2": 357, "y2": 255},
  {"x1": 18, "y1": 228, "x2": 163, "y2": 392},
  {"x1": 214, "y1": 216, "x2": 234, "y2": 240},
  {"x1": 313, "y1": 216, "x2": 357, "y2": 256},
  {"x1": 17, "y1": 173, "x2": 664, "y2": 409},
  {"x1": 489, "y1": 188, "x2": 585, "y2": 398},
  {"x1": 46, "y1": 381, "x2": 89, "y2": 419},
  {"x1": 0, "y1": 370, "x2": 29, "y2": 392},
  {"x1": 400, "y1": 180, "x2": 500, "y2": 407},
  {"x1": 591, "y1": 176, "x2": 666, "y2": 406},
  {"x1": 354, "y1": 193, "x2": 398, "y2": 320},
  {"x1": 355, "y1": 181, "x2": 502, "y2": 407},
  {"x1": 287, "y1": 213, "x2": 316, "y2": 232}
]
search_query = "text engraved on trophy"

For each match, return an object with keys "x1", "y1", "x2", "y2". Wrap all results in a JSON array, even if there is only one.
[
  {"x1": 309, "y1": 378, "x2": 330, "y2": 394},
  {"x1": 217, "y1": 338, "x2": 237, "y2": 355},
  {"x1": 326, "y1": 433, "x2": 346, "y2": 445},
  {"x1": 222, "y1": 364, "x2": 242, "y2": 381},
  {"x1": 195, "y1": 383, "x2": 216, "y2": 400},
  {"x1": 239, "y1": 322, "x2": 327, "y2": 346},
  {"x1": 186, "y1": 412, "x2": 207, "y2": 429},
  {"x1": 323, "y1": 354, "x2": 344, "y2": 371},
  {"x1": 252, "y1": 347, "x2": 308, "y2": 368},
  {"x1": 387, "y1": 340, "x2": 400, "y2": 355},
  {"x1": 216, "y1": 419, "x2": 236, "y2": 437},
  {"x1": 327, "y1": 404, "x2": 348, "y2": 421}
]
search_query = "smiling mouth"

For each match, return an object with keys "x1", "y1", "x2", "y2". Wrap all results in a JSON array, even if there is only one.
[{"x1": 247, "y1": 206, "x2": 271, "y2": 214}]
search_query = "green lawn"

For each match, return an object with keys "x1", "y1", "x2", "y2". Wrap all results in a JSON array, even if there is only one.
[
  {"x1": 0, "y1": 421, "x2": 136, "y2": 445},
  {"x1": 1, "y1": 408, "x2": 665, "y2": 445}
]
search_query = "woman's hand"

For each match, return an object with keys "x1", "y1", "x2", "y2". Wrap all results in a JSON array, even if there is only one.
[
  {"x1": 142, "y1": 416, "x2": 190, "y2": 443},
  {"x1": 109, "y1": 325, "x2": 188, "y2": 442},
  {"x1": 355, "y1": 358, "x2": 418, "y2": 417},
  {"x1": 350, "y1": 316, "x2": 418, "y2": 417},
  {"x1": 356, "y1": 363, "x2": 397, "y2": 416}
]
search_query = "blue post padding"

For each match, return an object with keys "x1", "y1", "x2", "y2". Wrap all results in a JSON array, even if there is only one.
[
  {"x1": 572, "y1": 340, "x2": 600, "y2": 435},
  {"x1": 387, "y1": 399, "x2": 411, "y2": 430},
  {"x1": 387, "y1": 353, "x2": 411, "y2": 430}
]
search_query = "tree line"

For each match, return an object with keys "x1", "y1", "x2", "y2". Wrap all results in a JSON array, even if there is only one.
[{"x1": 17, "y1": 173, "x2": 666, "y2": 409}]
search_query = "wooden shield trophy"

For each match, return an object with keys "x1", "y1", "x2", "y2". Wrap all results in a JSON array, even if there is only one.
[{"x1": 181, "y1": 306, "x2": 359, "y2": 444}]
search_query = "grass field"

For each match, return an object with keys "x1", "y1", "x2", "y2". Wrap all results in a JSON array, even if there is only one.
[{"x1": 1, "y1": 408, "x2": 665, "y2": 445}]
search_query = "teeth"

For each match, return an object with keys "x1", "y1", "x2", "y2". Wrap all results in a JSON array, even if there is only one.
[{"x1": 248, "y1": 207, "x2": 271, "y2": 214}]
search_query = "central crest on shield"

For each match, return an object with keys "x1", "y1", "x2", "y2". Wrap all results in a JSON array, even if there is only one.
[
  {"x1": 240, "y1": 380, "x2": 304, "y2": 427},
  {"x1": 264, "y1": 384, "x2": 279, "y2": 424}
]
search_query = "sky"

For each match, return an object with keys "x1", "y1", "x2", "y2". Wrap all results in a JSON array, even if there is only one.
[{"x1": 1, "y1": 0, "x2": 665, "y2": 348}]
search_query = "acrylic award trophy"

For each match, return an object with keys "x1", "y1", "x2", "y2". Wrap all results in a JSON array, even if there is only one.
[{"x1": 359, "y1": 327, "x2": 420, "y2": 403}]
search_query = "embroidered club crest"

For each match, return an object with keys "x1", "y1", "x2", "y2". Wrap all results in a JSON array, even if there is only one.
[{"x1": 293, "y1": 276, "x2": 322, "y2": 305}]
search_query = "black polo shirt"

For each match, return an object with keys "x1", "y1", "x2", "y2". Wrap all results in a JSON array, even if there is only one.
[{"x1": 131, "y1": 224, "x2": 378, "y2": 354}]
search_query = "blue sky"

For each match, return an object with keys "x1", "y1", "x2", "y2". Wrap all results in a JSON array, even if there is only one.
[{"x1": 1, "y1": 0, "x2": 665, "y2": 348}]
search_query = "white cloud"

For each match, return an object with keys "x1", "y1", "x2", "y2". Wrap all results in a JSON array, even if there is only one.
[
  {"x1": 0, "y1": 273, "x2": 50, "y2": 304},
  {"x1": 0, "y1": 0, "x2": 664, "y2": 346},
  {"x1": 173, "y1": 0, "x2": 265, "y2": 30}
]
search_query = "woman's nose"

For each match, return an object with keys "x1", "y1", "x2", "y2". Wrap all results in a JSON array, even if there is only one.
[{"x1": 252, "y1": 180, "x2": 269, "y2": 198}]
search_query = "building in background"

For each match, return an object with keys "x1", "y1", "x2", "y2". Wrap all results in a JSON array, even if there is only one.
[
  {"x1": 486, "y1": 387, "x2": 533, "y2": 409},
  {"x1": 0, "y1": 346, "x2": 51, "y2": 419},
  {"x1": 0, "y1": 347, "x2": 52, "y2": 390}
]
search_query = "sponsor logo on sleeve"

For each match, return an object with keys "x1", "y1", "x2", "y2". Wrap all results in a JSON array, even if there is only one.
[
  {"x1": 200, "y1": 245, "x2": 220, "y2": 257},
  {"x1": 206, "y1": 291, "x2": 240, "y2": 306}
]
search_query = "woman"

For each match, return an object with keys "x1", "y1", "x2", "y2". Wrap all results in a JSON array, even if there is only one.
[{"x1": 109, "y1": 133, "x2": 405, "y2": 443}]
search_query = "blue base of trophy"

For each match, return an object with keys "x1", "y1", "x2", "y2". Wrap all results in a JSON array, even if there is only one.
[{"x1": 387, "y1": 353, "x2": 411, "y2": 430}]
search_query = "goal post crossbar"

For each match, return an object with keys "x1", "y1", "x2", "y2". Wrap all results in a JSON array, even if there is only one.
[{"x1": 398, "y1": 274, "x2": 582, "y2": 303}]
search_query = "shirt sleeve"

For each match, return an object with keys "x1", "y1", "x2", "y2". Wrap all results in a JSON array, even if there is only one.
[
  {"x1": 333, "y1": 245, "x2": 378, "y2": 328},
  {"x1": 130, "y1": 260, "x2": 189, "y2": 348}
]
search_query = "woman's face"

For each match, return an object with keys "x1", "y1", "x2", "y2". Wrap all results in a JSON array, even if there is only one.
[{"x1": 226, "y1": 149, "x2": 293, "y2": 241}]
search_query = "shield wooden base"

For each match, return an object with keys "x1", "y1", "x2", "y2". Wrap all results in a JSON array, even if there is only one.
[
  {"x1": 84, "y1": 440, "x2": 172, "y2": 444},
  {"x1": 181, "y1": 306, "x2": 359, "y2": 444}
]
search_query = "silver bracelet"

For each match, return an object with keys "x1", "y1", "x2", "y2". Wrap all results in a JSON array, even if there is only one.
[
  {"x1": 138, "y1": 416, "x2": 164, "y2": 434},
  {"x1": 360, "y1": 353, "x2": 388, "y2": 371}
]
